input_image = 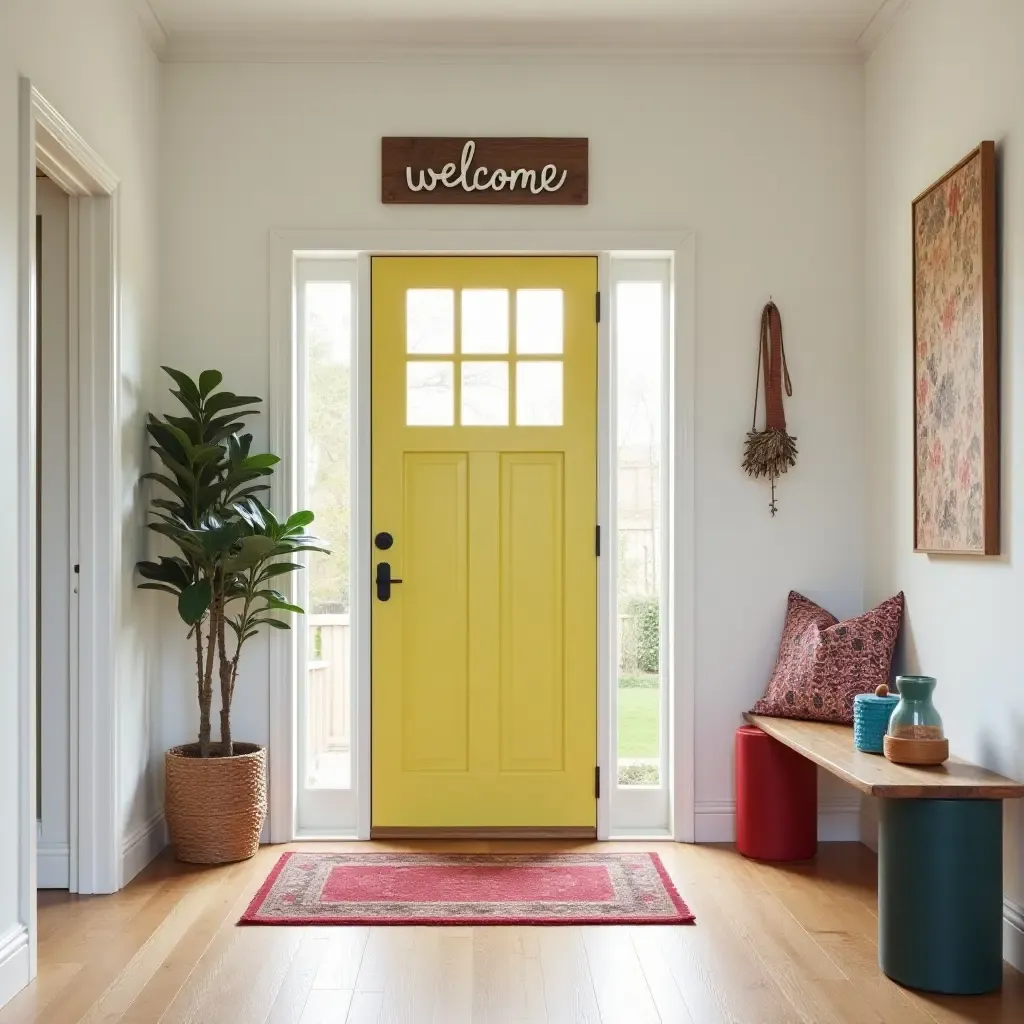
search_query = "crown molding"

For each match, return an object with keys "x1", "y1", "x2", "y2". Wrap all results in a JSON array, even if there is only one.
[
  {"x1": 161, "y1": 41, "x2": 866, "y2": 67},
  {"x1": 162, "y1": 45, "x2": 865, "y2": 67},
  {"x1": 857, "y1": 0, "x2": 912, "y2": 55},
  {"x1": 128, "y1": 0, "x2": 169, "y2": 58},
  {"x1": 159, "y1": 16, "x2": 870, "y2": 65}
]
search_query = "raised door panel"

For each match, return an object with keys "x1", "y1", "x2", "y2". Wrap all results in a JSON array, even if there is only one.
[
  {"x1": 499, "y1": 453, "x2": 565, "y2": 774},
  {"x1": 400, "y1": 452, "x2": 469, "y2": 772}
]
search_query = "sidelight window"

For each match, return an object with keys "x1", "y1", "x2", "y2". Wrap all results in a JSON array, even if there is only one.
[
  {"x1": 610, "y1": 257, "x2": 671, "y2": 836},
  {"x1": 296, "y1": 258, "x2": 359, "y2": 835}
]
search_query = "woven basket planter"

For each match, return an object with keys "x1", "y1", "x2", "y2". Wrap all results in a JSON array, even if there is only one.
[{"x1": 165, "y1": 743, "x2": 267, "y2": 864}]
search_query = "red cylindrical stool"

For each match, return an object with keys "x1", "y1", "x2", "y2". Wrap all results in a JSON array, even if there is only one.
[{"x1": 735, "y1": 725, "x2": 817, "y2": 861}]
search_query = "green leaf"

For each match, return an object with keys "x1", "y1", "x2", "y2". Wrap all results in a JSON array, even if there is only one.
[
  {"x1": 162, "y1": 367, "x2": 202, "y2": 406},
  {"x1": 232, "y1": 500, "x2": 266, "y2": 530},
  {"x1": 250, "y1": 499, "x2": 279, "y2": 529},
  {"x1": 194, "y1": 483, "x2": 229, "y2": 511},
  {"x1": 228, "y1": 535, "x2": 279, "y2": 568},
  {"x1": 141, "y1": 473, "x2": 191, "y2": 504},
  {"x1": 204, "y1": 391, "x2": 264, "y2": 418},
  {"x1": 265, "y1": 598, "x2": 304, "y2": 614},
  {"x1": 198, "y1": 369, "x2": 224, "y2": 397},
  {"x1": 199, "y1": 524, "x2": 241, "y2": 559},
  {"x1": 285, "y1": 510, "x2": 315, "y2": 529},
  {"x1": 153, "y1": 449, "x2": 195, "y2": 486},
  {"x1": 192, "y1": 444, "x2": 225, "y2": 466},
  {"x1": 149, "y1": 497, "x2": 187, "y2": 514},
  {"x1": 229, "y1": 485, "x2": 271, "y2": 502},
  {"x1": 170, "y1": 391, "x2": 204, "y2": 423},
  {"x1": 250, "y1": 617, "x2": 291, "y2": 630},
  {"x1": 205, "y1": 418, "x2": 251, "y2": 445},
  {"x1": 147, "y1": 522, "x2": 204, "y2": 556},
  {"x1": 178, "y1": 580, "x2": 211, "y2": 624},
  {"x1": 257, "y1": 562, "x2": 301, "y2": 582},
  {"x1": 147, "y1": 422, "x2": 189, "y2": 460},
  {"x1": 164, "y1": 423, "x2": 195, "y2": 457},
  {"x1": 137, "y1": 557, "x2": 192, "y2": 588},
  {"x1": 241, "y1": 453, "x2": 280, "y2": 471},
  {"x1": 164, "y1": 415, "x2": 203, "y2": 445}
]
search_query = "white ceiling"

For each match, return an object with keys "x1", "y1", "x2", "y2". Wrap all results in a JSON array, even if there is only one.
[{"x1": 140, "y1": 0, "x2": 904, "y2": 58}]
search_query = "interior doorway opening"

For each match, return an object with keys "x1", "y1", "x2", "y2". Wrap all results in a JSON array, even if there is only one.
[
  {"x1": 35, "y1": 171, "x2": 73, "y2": 890},
  {"x1": 14, "y1": 81, "x2": 124, "y2": 999}
]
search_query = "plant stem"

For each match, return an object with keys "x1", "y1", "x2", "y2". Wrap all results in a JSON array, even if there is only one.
[
  {"x1": 199, "y1": 578, "x2": 218, "y2": 758},
  {"x1": 219, "y1": 566, "x2": 259, "y2": 755},
  {"x1": 217, "y1": 582, "x2": 233, "y2": 758},
  {"x1": 194, "y1": 620, "x2": 203, "y2": 714}
]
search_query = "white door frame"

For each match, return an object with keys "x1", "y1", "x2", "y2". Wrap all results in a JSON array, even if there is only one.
[
  {"x1": 36, "y1": 175, "x2": 72, "y2": 890},
  {"x1": 15, "y1": 78, "x2": 121, "y2": 989},
  {"x1": 268, "y1": 229, "x2": 695, "y2": 844}
]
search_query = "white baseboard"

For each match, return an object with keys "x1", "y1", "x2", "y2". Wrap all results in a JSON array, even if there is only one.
[
  {"x1": 1005, "y1": 898, "x2": 1024, "y2": 973},
  {"x1": 817, "y1": 800, "x2": 861, "y2": 842},
  {"x1": 0, "y1": 924, "x2": 30, "y2": 1009},
  {"x1": 693, "y1": 800, "x2": 861, "y2": 843},
  {"x1": 693, "y1": 801, "x2": 737, "y2": 842},
  {"x1": 121, "y1": 811, "x2": 167, "y2": 886},
  {"x1": 37, "y1": 841, "x2": 70, "y2": 889}
]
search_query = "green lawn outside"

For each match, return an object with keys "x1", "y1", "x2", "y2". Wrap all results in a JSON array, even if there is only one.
[{"x1": 617, "y1": 682, "x2": 660, "y2": 758}]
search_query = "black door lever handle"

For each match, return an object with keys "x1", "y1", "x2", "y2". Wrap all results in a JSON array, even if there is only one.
[{"x1": 375, "y1": 561, "x2": 403, "y2": 602}]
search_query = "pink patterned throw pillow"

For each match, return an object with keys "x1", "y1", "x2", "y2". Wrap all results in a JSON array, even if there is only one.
[{"x1": 750, "y1": 591, "x2": 904, "y2": 725}]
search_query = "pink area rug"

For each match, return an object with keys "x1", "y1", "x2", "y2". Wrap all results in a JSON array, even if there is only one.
[{"x1": 240, "y1": 852, "x2": 694, "y2": 926}]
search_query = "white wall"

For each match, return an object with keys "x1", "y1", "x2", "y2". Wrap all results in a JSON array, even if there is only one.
[
  {"x1": 864, "y1": 0, "x2": 1024, "y2": 968},
  {"x1": 159, "y1": 58, "x2": 867, "y2": 836},
  {"x1": 0, "y1": 0, "x2": 161, "y2": 997}
]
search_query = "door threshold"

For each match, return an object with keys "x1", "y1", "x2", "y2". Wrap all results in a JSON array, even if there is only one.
[
  {"x1": 608, "y1": 829, "x2": 674, "y2": 842},
  {"x1": 370, "y1": 826, "x2": 597, "y2": 840},
  {"x1": 292, "y1": 830, "x2": 362, "y2": 842}
]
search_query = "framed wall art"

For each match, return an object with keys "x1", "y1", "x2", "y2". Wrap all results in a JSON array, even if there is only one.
[{"x1": 913, "y1": 141, "x2": 999, "y2": 555}]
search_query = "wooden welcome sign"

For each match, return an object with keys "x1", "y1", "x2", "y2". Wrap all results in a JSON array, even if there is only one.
[{"x1": 381, "y1": 137, "x2": 589, "y2": 205}]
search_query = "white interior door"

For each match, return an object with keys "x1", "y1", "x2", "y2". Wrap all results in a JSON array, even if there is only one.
[{"x1": 36, "y1": 175, "x2": 71, "y2": 889}]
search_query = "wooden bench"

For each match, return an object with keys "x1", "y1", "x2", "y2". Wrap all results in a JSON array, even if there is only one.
[{"x1": 744, "y1": 712, "x2": 1024, "y2": 995}]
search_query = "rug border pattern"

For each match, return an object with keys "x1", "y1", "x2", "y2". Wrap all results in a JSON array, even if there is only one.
[{"x1": 239, "y1": 851, "x2": 695, "y2": 926}]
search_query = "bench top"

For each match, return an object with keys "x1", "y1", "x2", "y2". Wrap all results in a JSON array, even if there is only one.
[{"x1": 743, "y1": 713, "x2": 1024, "y2": 799}]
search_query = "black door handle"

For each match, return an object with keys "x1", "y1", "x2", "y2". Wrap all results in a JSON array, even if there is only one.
[{"x1": 375, "y1": 561, "x2": 403, "y2": 602}]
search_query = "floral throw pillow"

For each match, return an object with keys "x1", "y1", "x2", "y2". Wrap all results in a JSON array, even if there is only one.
[{"x1": 750, "y1": 591, "x2": 904, "y2": 725}]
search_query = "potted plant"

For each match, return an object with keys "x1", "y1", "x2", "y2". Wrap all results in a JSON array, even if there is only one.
[{"x1": 136, "y1": 367, "x2": 327, "y2": 863}]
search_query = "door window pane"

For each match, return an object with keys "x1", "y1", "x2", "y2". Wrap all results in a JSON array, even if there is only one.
[
  {"x1": 615, "y1": 281, "x2": 664, "y2": 788},
  {"x1": 461, "y1": 289, "x2": 509, "y2": 354},
  {"x1": 304, "y1": 279, "x2": 352, "y2": 790},
  {"x1": 461, "y1": 361, "x2": 509, "y2": 426},
  {"x1": 407, "y1": 361, "x2": 455, "y2": 425},
  {"x1": 516, "y1": 289, "x2": 563, "y2": 354},
  {"x1": 516, "y1": 362, "x2": 563, "y2": 426},
  {"x1": 407, "y1": 289, "x2": 454, "y2": 353}
]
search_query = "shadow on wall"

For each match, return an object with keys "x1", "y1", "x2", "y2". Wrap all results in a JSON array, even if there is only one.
[
  {"x1": 894, "y1": 606, "x2": 1023, "y2": 910},
  {"x1": 891, "y1": 603, "x2": 920, "y2": 677},
  {"x1": 979, "y1": 716, "x2": 1024, "y2": 909}
]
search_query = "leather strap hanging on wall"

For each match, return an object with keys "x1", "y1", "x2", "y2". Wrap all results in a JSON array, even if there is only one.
[{"x1": 742, "y1": 300, "x2": 797, "y2": 515}]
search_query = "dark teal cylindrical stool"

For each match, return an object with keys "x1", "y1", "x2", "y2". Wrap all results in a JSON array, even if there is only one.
[{"x1": 878, "y1": 798, "x2": 1003, "y2": 994}]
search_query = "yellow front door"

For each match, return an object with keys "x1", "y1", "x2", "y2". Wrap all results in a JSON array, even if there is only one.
[{"x1": 371, "y1": 256, "x2": 598, "y2": 829}]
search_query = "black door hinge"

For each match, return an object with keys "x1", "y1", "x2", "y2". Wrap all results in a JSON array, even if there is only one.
[
  {"x1": 595, "y1": 766, "x2": 601, "y2": 799},
  {"x1": 595, "y1": 525, "x2": 601, "y2": 556},
  {"x1": 595, "y1": 291, "x2": 601, "y2": 324}
]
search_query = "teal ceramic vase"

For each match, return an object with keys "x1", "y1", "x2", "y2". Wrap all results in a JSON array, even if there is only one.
[{"x1": 887, "y1": 675, "x2": 944, "y2": 741}]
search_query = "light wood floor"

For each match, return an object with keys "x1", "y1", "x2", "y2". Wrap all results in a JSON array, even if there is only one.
[{"x1": 2, "y1": 841, "x2": 1022, "y2": 1023}]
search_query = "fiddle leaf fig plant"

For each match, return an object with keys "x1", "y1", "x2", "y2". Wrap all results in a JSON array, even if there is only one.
[{"x1": 137, "y1": 367, "x2": 329, "y2": 757}]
